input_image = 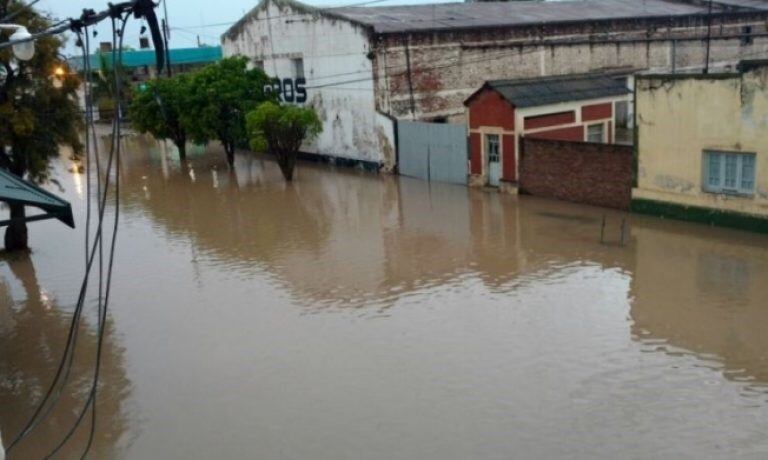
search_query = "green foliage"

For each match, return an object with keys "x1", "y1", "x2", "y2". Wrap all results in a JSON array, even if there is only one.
[
  {"x1": 246, "y1": 101, "x2": 322, "y2": 181},
  {"x1": 91, "y1": 52, "x2": 132, "y2": 121},
  {"x1": 129, "y1": 74, "x2": 192, "y2": 158},
  {"x1": 0, "y1": 0, "x2": 84, "y2": 249},
  {"x1": 0, "y1": 0, "x2": 83, "y2": 182},
  {"x1": 184, "y1": 56, "x2": 272, "y2": 166}
]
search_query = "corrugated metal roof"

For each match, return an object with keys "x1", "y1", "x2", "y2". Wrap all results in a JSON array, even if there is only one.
[
  {"x1": 0, "y1": 168, "x2": 74, "y2": 228},
  {"x1": 332, "y1": 0, "x2": 715, "y2": 34},
  {"x1": 70, "y1": 46, "x2": 222, "y2": 71},
  {"x1": 475, "y1": 74, "x2": 631, "y2": 108},
  {"x1": 333, "y1": 0, "x2": 705, "y2": 33},
  {"x1": 712, "y1": 0, "x2": 768, "y2": 10}
]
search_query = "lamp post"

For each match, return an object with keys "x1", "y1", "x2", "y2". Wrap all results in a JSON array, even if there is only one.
[{"x1": 0, "y1": 23, "x2": 35, "y2": 60}]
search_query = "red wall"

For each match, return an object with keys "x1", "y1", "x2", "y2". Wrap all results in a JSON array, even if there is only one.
[
  {"x1": 503, "y1": 134, "x2": 516, "y2": 180},
  {"x1": 523, "y1": 111, "x2": 576, "y2": 130},
  {"x1": 581, "y1": 103, "x2": 613, "y2": 122},
  {"x1": 520, "y1": 138, "x2": 634, "y2": 210},
  {"x1": 468, "y1": 89, "x2": 515, "y2": 131},
  {"x1": 527, "y1": 126, "x2": 584, "y2": 142},
  {"x1": 469, "y1": 132, "x2": 482, "y2": 175}
]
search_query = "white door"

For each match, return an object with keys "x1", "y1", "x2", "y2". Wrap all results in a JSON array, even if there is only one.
[{"x1": 486, "y1": 133, "x2": 501, "y2": 187}]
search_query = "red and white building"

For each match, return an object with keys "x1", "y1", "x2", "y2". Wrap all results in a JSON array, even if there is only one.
[{"x1": 465, "y1": 74, "x2": 632, "y2": 191}]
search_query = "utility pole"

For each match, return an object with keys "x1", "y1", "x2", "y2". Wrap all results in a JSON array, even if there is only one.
[
  {"x1": 704, "y1": 0, "x2": 714, "y2": 74},
  {"x1": 162, "y1": 0, "x2": 171, "y2": 76}
]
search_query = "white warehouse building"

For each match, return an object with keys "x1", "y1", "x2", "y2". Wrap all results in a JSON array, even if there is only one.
[
  {"x1": 222, "y1": 0, "x2": 768, "y2": 172},
  {"x1": 222, "y1": 0, "x2": 396, "y2": 171}
]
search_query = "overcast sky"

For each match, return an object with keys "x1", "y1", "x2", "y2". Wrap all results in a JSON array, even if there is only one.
[{"x1": 35, "y1": 0, "x2": 461, "y2": 55}]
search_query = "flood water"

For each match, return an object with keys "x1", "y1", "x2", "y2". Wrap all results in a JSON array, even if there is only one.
[{"x1": 2, "y1": 135, "x2": 768, "y2": 459}]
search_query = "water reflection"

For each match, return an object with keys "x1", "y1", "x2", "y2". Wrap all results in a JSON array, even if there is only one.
[
  {"x1": 117, "y1": 137, "x2": 768, "y2": 386},
  {"x1": 629, "y1": 221, "x2": 768, "y2": 392},
  {"x1": 119, "y1": 138, "x2": 636, "y2": 310},
  {"x1": 0, "y1": 253, "x2": 130, "y2": 458},
  {"x1": 1, "y1": 134, "x2": 767, "y2": 458}
]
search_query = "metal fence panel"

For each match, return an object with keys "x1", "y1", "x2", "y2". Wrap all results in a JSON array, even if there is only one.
[
  {"x1": 398, "y1": 121, "x2": 467, "y2": 185},
  {"x1": 398, "y1": 121, "x2": 430, "y2": 181}
]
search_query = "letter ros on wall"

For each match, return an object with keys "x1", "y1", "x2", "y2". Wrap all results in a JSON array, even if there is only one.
[{"x1": 264, "y1": 78, "x2": 307, "y2": 104}]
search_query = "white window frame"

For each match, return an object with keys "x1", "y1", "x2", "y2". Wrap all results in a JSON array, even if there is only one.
[
  {"x1": 485, "y1": 133, "x2": 500, "y2": 164},
  {"x1": 586, "y1": 123, "x2": 605, "y2": 143},
  {"x1": 702, "y1": 150, "x2": 756, "y2": 196}
]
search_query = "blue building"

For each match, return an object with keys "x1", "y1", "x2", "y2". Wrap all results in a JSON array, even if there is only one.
[{"x1": 72, "y1": 46, "x2": 222, "y2": 80}]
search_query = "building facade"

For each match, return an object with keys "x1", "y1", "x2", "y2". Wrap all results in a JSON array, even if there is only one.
[
  {"x1": 633, "y1": 61, "x2": 768, "y2": 231},
  {"x1": 74, "y1": 46, "x2": 223, "y2": 80},
  {"x1": 464, "y1": 74, "x2": 631, "y2": 190},
  {"x1": 223, "y1": 0, "x2": 768, "y2": 171}
]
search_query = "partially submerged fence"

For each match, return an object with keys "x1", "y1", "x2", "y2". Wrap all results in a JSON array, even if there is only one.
[{"x1": 398, "y1": 121, "x2": 468, "y2": 185}]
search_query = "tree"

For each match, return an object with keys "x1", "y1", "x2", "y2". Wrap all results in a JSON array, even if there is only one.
[
  {"x1": 184, "y1": 56, "x2": 271, "y2": 167},
  {"x1": 0, "y1": 0, "x2": 83, "y2": 251},
  {"x1": 246, "y1": 101, "x2": 322, "y2": 182},
  {"x1": 91, "y1": 52, "x2": 132, "y2": 121},
  {"x1": 129, "y1": 74, "x2": 191, "y2": 160}
]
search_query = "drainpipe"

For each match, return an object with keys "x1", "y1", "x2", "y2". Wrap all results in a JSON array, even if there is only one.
[
  {"x1": 671, "y1": 39, "x2": 677, "y2": 74},
  {"x1": 704, "y1": 0, "x2": 714, "y2": 74},
  {"x1": 401, "y1": 34, "x2": 416, "y2": 119}
]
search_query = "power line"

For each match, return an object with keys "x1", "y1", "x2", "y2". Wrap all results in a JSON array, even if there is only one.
[
  {"x1": 170, "y1": 0, "x2": 415, "y2": 31},
  {"x1": 0, "y1": 0, "x2": 42, "y2": 23},
  {"x1": 5, "y1": 2, "x2": 164, "y2": 457}
]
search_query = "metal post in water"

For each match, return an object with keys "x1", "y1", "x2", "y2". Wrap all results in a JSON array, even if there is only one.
[
  {"x1": 600, "y1": 215, "x2": 606, "y2": 244},
  {"x1": 620, "y1": 218, "x2": 626, "y2": 247}
]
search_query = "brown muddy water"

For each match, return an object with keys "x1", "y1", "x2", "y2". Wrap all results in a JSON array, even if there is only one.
[{"x1": 2, "y1": 135, "x2": 768, "y2": 459}]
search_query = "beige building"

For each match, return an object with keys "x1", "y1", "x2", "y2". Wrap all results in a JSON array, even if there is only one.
[{"x1": 633, "y1": 61, "x2": 768, "y2": 232}]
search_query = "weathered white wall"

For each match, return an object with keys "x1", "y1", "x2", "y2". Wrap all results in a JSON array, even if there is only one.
[{"x1": 222, "y1": 0, "x2": 396, "y2": 169}]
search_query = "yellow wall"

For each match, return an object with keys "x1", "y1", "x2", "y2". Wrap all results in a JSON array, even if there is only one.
[{"x1": 633, "y1": 67, "x2": 768, "y2": 217}]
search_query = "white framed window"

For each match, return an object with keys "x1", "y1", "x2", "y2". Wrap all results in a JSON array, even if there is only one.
[
  {"x1": 703, "y1": 150, "x2": 756, "y2": 196},
  {"x1": 485, "y1": 134, "x2": 500, "y2": 163},
  {"x1": 586, "y1": 123, "x2": 605, "y2": 143},
  {"x1": 292, "y1": 58, "x2": 305, "y2": 79}
]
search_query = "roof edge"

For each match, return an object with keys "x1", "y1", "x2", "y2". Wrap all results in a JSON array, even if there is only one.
[
  {"x1": 222, "y1": 0, "x2": 372, "y2": 43},
  {"x1": 362, "y1": 7, "x2": 768, "y2": 36}
]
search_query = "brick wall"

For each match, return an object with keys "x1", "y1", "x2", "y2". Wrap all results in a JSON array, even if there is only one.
[
  {"x1": 520, "y1": 138, "x2": 633, "y2": 210},
  {"x1": 373, "y1": 13, "x2": 768, "y2": 121}
]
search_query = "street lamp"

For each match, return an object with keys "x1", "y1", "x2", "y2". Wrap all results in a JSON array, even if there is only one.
[{"x1": 0, "y1": 24, "x2": 35, "y2": 61}]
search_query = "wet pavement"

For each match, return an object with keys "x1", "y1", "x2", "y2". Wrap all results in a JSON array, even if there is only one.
[{"x1": 1, "y1": 135, "x2": 768, "y2": 459}]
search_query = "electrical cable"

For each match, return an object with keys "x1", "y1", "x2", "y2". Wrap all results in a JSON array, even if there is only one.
[
  {"x1": 0, "y1": 0, "x2": 42, "y2": 23},
  {"x1": 5, "y1": 2, "x2": 162, "y2": 456},
  {"x1": 43, "y1": 12, "x2": 129, "y2": 459}
]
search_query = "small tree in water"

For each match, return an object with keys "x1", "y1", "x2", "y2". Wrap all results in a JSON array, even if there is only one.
[
  {"x1": 246, "y1": 102, "x2": 322, "y2": 182},
  {"x1": 185, "y1": 57, "x2": 271, "y2": 168},
  {"x1": 0, "y1": 1, "x2": 83, "y2": 251},
  {"x1": 129, "y1": 74, "x2": 192, "y2": 160}
]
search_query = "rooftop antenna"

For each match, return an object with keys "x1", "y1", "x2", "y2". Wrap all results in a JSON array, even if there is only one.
[{"x1": 704, "y1": 0, "x2": 713, "y2": 74}]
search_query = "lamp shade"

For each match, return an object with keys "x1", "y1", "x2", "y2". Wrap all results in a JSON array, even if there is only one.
[{"x1": 9, "y1": 26, "x2": 34, "y2": 61}]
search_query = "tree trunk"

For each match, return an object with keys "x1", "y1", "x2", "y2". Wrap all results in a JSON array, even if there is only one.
[
  {"x1": 276, "y1": 150, "x2": 297, "y2": 182},
  {"x1": 4, "y1": 203, "x2": 29, "y2": 252},
  {"x1": 224, "y1": 142, "x2": 235, "y2": 168},
  {"x1": 175, "y1": 137, "x2": 187, "y2": 161}
]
